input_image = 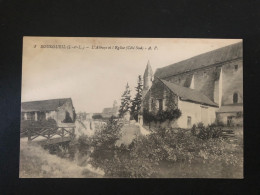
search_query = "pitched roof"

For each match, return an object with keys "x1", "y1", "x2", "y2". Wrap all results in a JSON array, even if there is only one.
[
  {"x1": 155, "y1": 42, "x2": 242, "y2": 78},
  {"x1": 216, "y1": 104, "x2": 243, "y2": 113},
  {"x1": 21, "y1": 98, "x2": 72, "y2": 112},
  {"x1": 160, "y1": 79, "x2": 218, "y2": 107}
]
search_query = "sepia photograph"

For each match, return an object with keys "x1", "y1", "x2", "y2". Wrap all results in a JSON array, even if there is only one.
[{"x1": 20, "y1": 37, "x2": 243, "y2": 178}]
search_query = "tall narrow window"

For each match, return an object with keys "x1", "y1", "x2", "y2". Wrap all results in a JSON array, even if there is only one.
[
  {"x1": 233, "y1": 93, "x2": 238, "y2": 103},
  {"x1": 158, "y1": 99, "x2": 163, "y2": 111},
  {"x1": 187, "y1": 116, "x2": 192, "y2": 128},
  {"x1": 149, "y1": 99, "x2": 153, "y2": 111},
  {"x1": 203, "y1": 71, "x2": 207, "y2": 77}
]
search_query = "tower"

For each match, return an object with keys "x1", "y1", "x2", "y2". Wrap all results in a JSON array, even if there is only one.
[
  {"x1": 113, "y1": 100, "x2": 118, "y2": 108},
  {"x1": 143, "y1": 60, "x2": 153, "y2": 94}
]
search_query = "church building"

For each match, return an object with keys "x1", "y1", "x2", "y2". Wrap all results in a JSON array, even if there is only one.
[{"x1": 141, "y1": 42, "x2": 243, "y2": 128}]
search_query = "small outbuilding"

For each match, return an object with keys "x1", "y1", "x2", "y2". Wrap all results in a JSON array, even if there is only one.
[{"x1": 21, "y1": 98, "x2": 76, "y2": 127}]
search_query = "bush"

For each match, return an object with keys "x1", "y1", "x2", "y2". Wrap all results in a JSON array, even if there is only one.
[
  {"x1": 73, "y1": 119, "x2": 240, "y2": 178},
  {"x1": 92, "y1": 114, "x2": 103, "y2": 120},
  {"x1": 20, "y1": 119, "x2": 57, "y2": 136},
  {"x1": 143, "y1": 108, "x2": 182, "y2": 124},
  {"x1": 192, "y1": 123, "x2": 223, "y2": 140}
]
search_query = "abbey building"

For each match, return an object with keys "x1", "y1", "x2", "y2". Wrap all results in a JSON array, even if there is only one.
[{"x1": 141, "y1": 42, "x2": 243, "y2": 128}]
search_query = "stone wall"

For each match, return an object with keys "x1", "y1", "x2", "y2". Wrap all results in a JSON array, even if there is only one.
[
  {"x1": 221, "y1": 59, "x2": 243, "y2": 105},
  {"x1": 142, "y1": 78, "x2": 178, "y2": 114},
  {"x1": 160, "y1": 59, "x2": 243, "y2": 105},
  {"x1": 164, "y1": 66, "x2": 219, "y2": 101},
  {"x1": 216, "y1": 112, "x2": 243, "y2": 126}
]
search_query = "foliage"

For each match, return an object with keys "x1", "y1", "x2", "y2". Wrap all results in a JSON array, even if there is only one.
[
  {"x1": 236, "y1": 111, "x2": 243, "y2": 118},
  {"x1": 119, "y1": 83, "x2": 132, "y2": 118},
  {"x1": 142, "y1": 108, "x2": 156, "y2": 123},
  {"x1": 89, "y1": 117, "x2": 123, "y2": 171},
  {"x1": 143, "y1": 108, "x2": 182, "y2": 123},
  {"x1": 92, "y1": 114, "x2": 103, "y2": 119},
  {"x1": 191, "y1": 123, "x2": 223, "y2": 140},
  {"x1": 72, "y1": 117, "x2": 241, "y2": 178},
  {"x1": 89, "y1": 126, "x2": 241, "y2": 178},
  {"x1": 21, "y1": 119, "x2": 57, "y2": 131},
  {"x1": 130, "y1": 75, "x2": 143, "y2": 121}
]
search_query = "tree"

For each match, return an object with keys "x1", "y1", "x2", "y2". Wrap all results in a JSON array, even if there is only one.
[
  {"x1": 131, "y1": 75, "x2": 143, "y2": 121},
  {"x1": 119, "y1": 83, "x2": 131, "y2": 118},
  {"x1": 92, "y1": 114, "x2": 103, "y2": 120}
]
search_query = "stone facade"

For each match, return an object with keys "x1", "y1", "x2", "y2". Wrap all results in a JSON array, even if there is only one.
[
  {"x1": 142, "y1": 77, "x2": 217, "y2": 128},
  {"x1": 143, "y1": 78, "x2": 178, "y2": 114},
  {"x1": 221, "y1": 59, "x2": 243, "y2": 105},
  {"x1": 141, "y1": 42, "x2": 243, "y2": 127}
]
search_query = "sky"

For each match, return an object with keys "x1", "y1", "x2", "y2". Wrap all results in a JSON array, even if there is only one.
[{"x1": 21, "y1": 37, "x2": 242, "y2": 113}]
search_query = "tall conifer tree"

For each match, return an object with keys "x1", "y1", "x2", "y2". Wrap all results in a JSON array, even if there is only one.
[
  {"x1": 131, "y1": 75, "x2": 143, "y2": 121},
  {"x1": 119, "y1": 83, "x2": 131, "y2": 118}
]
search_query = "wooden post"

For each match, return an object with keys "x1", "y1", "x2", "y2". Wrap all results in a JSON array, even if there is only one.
[
  {"x1": 47, "y1": 128, "x2": 50, "y2": 143},
  {"x1": 61, "y1": 128, "x2": 64, "y2": 142},
  {"x1": 28, "y1": 129, "x2": 32, "y2": 142},
  {"x1": 71, "y1": 127, "x2": 75, "y2": 139}
]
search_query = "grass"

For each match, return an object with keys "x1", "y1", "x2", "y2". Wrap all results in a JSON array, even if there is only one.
[{"x1": 19, "y1": 140, "x2": 104, "y2": 178}]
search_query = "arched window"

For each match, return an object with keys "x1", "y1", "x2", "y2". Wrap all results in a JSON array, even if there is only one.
[{"x1": 233, "y1": 93, "x2": 238, "y2": 103}]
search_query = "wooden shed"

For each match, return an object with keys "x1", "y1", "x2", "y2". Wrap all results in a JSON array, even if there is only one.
[
  {"x1": 20, "y1": 98, "x2": 76, "y2": 143},
  {"x1": 21, "y1": 98, "x2": 76, "y2": 127}
]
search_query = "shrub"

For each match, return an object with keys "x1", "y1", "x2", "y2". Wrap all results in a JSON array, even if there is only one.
[
  {"x1": 20, "y1": 119, "x2": 57, "y2": 137},
  {"x1": 143, "y1": 108, "x2": 182, "y2": 124},
  {"x1": 92, "y1": 114, "x2": 103, "y2": 120},
  {"x1": 88, "y1": 116, "x2": 123, "y2": 174},
  {"x1": 72, "y1": 118, "x2": 240, "y2": 178},
  {"x1": 191, "y1": 124, "x2": 197, "y2": 136},
  {"x1": 192, "y1": 123, "x2": 223, "y2": 140}
]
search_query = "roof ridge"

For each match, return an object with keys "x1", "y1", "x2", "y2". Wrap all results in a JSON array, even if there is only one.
[
  {"x1": 155, "y1": 41, "x2": 242, "y2": 78},
  {"x1": 157, "y1": 42, "x2": 242, "y2": 71},
  {"x1": 22, "y1": 98, "x2": 71, "y2": 103}
]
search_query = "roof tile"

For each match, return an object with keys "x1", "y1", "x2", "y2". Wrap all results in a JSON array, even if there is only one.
[
  {"x1": 155, "y1": 42, "x2": 242, "y2": 78},
  {"x1": 21, "y1": 98, "x2": 72, "y2": 112},
  {"x1": 160, "y1": 79, "x2": 218, "y2": 107}
]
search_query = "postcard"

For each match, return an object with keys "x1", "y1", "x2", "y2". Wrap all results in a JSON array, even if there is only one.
[{"x1": 20, "y1": 37, "x2": 243, "y2": 178}]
